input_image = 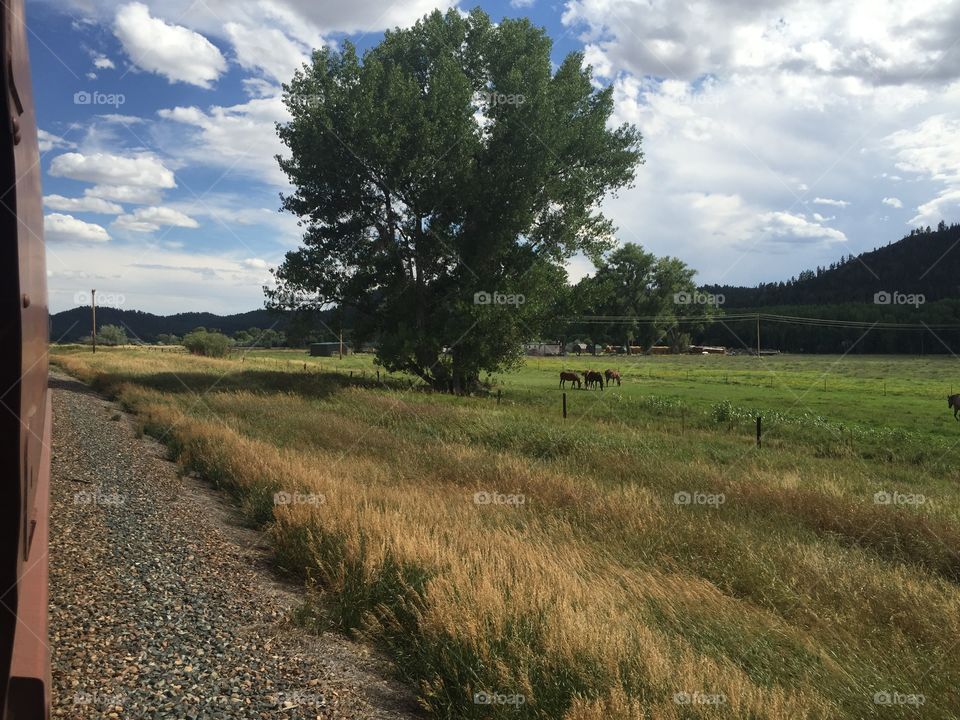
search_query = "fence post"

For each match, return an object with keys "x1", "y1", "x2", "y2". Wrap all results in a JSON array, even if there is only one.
[
  {"x1": 756, "y1": 416, "x2": 762, "y2": 448},
  {"x1": 562, "y1": 392, "x2": 567, "y2": 420},
  {"x1": 496, "y1": 389, "x2": 501, "y2": 405}
]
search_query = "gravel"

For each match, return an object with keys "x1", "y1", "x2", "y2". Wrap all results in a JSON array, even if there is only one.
[{"x1": 49, "y1": 373, "x2": 420, "y2": 720}]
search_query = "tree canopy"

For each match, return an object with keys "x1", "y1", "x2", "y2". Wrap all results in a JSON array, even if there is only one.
[{"x1": 267, "y1": 8, "x2": 642, "y2": 391}]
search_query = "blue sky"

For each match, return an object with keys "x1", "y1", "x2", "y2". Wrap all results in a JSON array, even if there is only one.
[{"x1": 30, "y1": 0, "x2": 960, "y2": 315}]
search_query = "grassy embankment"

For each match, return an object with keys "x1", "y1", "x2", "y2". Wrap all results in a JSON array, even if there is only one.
[{"x1": 51, "y1": 346, "x2": 960, "y2": 719}]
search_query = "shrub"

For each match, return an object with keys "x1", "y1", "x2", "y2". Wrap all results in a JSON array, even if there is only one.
[
  {"x1": 182, "y1": 330, "x2": 232, "y2": 358},
  {"x1": 712, "y1": 400, "x2": 733, "y2": 423}
]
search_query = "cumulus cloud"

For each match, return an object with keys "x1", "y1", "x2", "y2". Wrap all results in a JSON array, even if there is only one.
[
  {"x1": 812, "y1": 197, "x2": 851, "y2": 208},
  {"x1": 886, "y1": 115, "x2": 960, "y2": 184},
  {"x1": 49, "y1": 151, "x2": 176, "y2": 189},
  {"x1": 45, "y1": 213, "x2": 111, "y2": 243},
  {"x1": 882, "y1": 196, "x2": 903, "y2": 208},
  {"x1": 757, "y1": 211, "x2": 847, "y2": 244},
  {"x1": 157, "y1": 96, "x2": 290, "y2": 186},
  {"x1": 86, "y1": 185, "x2": 164, "y2": 205},
  {"x1": 225, "y1": 22, "x2": 311, "y2": 83},
  {"x1": 561, "y1": 0, "x2": 960, "y2": 86},
  {"x1": 909, "y1": 188, "x2": 960, "y2": 225},
  {"x1": 93, "y1": 55, "x2": 115, "y2": 69},
  {"x1": 113, "y1": 206, "x2": 199, "y2": 232},
  {"x1": 114, "y1": 2, "x2": 227, "y2": 88},
  {"x1": 44, "y1": 194, "x2": 124, "y2": 214}
]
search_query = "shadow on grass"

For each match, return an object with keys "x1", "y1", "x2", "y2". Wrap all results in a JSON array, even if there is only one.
[{"x1": 87, "y1": 368, "x2": 420, "y2": 400}]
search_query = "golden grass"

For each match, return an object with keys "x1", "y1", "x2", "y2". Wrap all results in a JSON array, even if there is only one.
[{"x1": 51, "y1": 349, "x2": 960, "y2": 718}]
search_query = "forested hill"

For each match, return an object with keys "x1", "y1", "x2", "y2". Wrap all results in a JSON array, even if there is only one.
[
  {"x1": 702, "y1": 222, "x2": 960, "y2": 306},
  {"x1": 50, "y1": 307, "x2": 291, "y2": 343}
]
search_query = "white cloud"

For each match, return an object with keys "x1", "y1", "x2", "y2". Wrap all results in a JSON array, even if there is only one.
[
  {"x1": 157, "y1": 96, "x2": 290, "y2": 186},
  {"x1": 242, "y1": 257, "x2": 269, "y2": 269},
  {"x1": 886, "y1": 114, "x2": 960, "y2": 185},
  {"x1": 561, "y1": 0, "x2": 960, "y2": 86},
  {"x1": 908, "y1": 188, "x2": 960, "y2": 225},
  {"x1": 113, "y1": 206, "x2": 199, "y2": 232},
  {"x1": 114, "y1": 2, "x2": 227, "y2": 88},
  {"x1": 93, "y1": 55, "x2": 115, "y2": 69},
  {"x1": 225, "y1": 22, "x2": 311, "y2": 83},
  {"x1": 44, "y1": 194, "x2": 124, "y2": 214},
  {"x1": 45, "y1": 213, "x2": 111, "y2": 243},
  {"x1": 38, "y1": 129, "x2": 76, "y2": 153},
  {"x1": 86, "y1": 184, "x2": 164, "y2": 205},
  {"x1": 49, "y1": 151, "x2": 176, "y2": 189},
  {"x1": 882, "y1": 196, "x2": 903, "y2": 208},
  {"x1": 46, "y1": 241, "x2": 283, "y2": 314},
  {"x1": 812, "y1": 197, "x2": 851, "y2": 208},
  {"x1": 757, "y1": 211, "x2": 847, "y2": 244}
]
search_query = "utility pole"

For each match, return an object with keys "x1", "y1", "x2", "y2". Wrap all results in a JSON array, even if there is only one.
[
  {"x1": 756, "y1": 313, "x2": 760, "y2": 357},
  {"x1": 91, "y1": 289, "x2": 97, "y2": 354}
]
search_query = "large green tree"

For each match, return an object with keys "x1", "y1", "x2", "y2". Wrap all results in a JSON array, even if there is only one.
[
  {"x1": 267, "y1": 8, "x2": 642, "y2": 392},
  {"x1": 571, "y1": 244, "x2": 708, "y2": 352}
]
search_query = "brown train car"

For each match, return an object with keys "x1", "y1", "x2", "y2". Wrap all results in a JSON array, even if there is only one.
[{"x1": 0, "y1": 0, "x2": 51, "y2": 717}]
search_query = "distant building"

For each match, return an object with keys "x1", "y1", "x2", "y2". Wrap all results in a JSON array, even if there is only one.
[
  {"x1": 309, "y1": 342, "x2": 351, "y2": 356},
  {"x1": 689, "y1": 345, "x2": 726, "y2": 355},
  {"x1": 524, "y1": 342, "x2": 563, "y2": 356}
]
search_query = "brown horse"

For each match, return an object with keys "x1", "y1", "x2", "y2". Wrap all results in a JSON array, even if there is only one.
[
  {"x1": 949, "y1": 394, "x2": 960, "y2": 420},
  {"x1": 582, "y1": 370, "x2": 604, "y2": 390},
  {"x1": 560, "y1": 371, "x2": 581, "y2": 389},
  {"x1": 604, "y1": 369, "x2": 621, "y2": 387}
]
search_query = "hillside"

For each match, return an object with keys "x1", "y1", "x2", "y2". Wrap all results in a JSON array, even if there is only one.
[
  {"x1": 50, "y1": 307, "x2": 292, "y2": 343},
  {"x1": 703, "y1": 222, "x2": 960, "y2": 306}
]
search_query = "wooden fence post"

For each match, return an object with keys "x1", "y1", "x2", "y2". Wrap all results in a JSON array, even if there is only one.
[
  {"x1": 562, "y1": 392, "x2": 567, "y2": 420},
  {"x1": 756, "y1": 416, "x2": 762, "y2": 448}
]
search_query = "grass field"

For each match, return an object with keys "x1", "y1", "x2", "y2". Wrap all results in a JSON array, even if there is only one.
[{"x1": 51, "y1": 346, "x2": 960, "y2": 719}]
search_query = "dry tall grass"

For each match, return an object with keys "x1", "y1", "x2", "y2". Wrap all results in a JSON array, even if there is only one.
[{"x1": 52, "y1": 350, "x2": 960, "y2": 719}]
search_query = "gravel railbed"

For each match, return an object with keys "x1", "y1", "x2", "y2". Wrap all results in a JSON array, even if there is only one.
[{"x1": 49, "y1": 372, "x2": 420, "y2": 720}]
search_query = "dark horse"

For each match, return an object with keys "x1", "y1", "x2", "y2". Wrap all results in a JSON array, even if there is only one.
[
  {"x1": 604, "y1": 369, "x2": 621, "y2": 387},
  {"x1": 582, "y1": 370, "x2": 604, "y2": 390},
  {"x1": 949, "y1": 394, "x2": 960, "y2": 420},
  {"x1": 560, "y1": 371, "x2": 581, "y2": 389}
]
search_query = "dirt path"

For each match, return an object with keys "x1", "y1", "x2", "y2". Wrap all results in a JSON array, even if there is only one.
[{"x1": 48, "y1": 372, "x2": 420, "y2": 719}]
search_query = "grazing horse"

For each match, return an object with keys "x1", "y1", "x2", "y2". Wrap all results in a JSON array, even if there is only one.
[
  {"x1": 949, "y1": 394, "x2": 960, "y2": 420},
  {"x1": 604, "y1": 369, "x2": 622, "y2": 387},
  {"x1": 582, "y1": 370, "x2": 604, "y2": 390},
  {"x1": 560, "y1": 371, "x2": 581, "y2": 389}
]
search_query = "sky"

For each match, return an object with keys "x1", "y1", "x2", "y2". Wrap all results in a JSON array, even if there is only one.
[{"x1": 30, "y1": 0, "x2": 960, "y2": 315}]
